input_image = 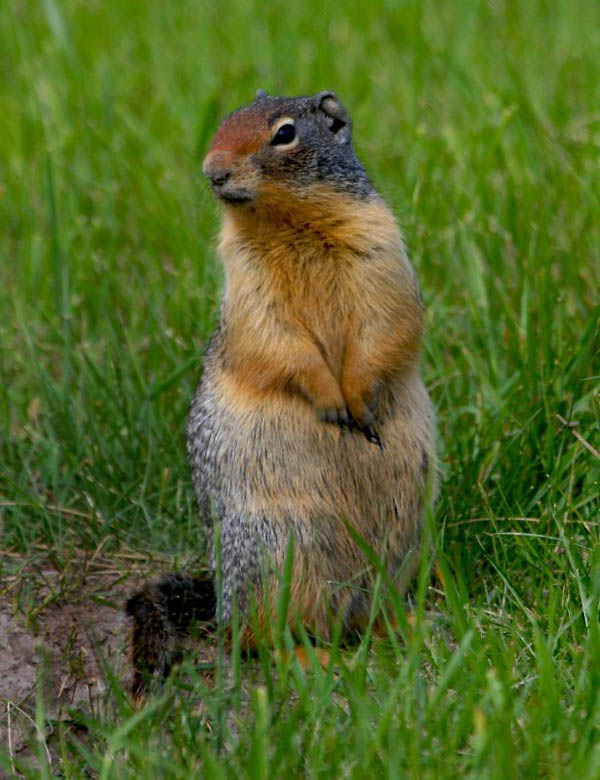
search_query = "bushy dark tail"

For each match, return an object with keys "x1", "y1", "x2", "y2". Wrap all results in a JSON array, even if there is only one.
[{"x1": 126, "y1": 573, "x2": 216, "y2": 699}]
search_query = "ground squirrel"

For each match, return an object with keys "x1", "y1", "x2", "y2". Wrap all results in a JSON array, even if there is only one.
[{"x1": 127, "y1": 90, "x2": 436, "y2": 696}]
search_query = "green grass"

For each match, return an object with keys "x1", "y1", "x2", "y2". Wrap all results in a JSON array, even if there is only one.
[{"x1": 1, "y1": 0, "x2": 600, "y2": 775}]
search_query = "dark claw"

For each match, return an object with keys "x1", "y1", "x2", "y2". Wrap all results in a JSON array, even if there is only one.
[
  {"x1": 358, "y1": 423, "x2": 383, "y2": 449},
  {"x1": 346, "y1": 418, "x2": 383, "y2": 449},
  {"x1": 318, "y1": 407, "x2": 382, "y2": 448}
]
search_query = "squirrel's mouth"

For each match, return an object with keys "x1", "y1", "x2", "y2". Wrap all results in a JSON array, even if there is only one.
[
  {"x1": 210, "y1": 181, "x2": 254, "y2": 205},
  {"x1": 219, "y1": 191, "x2": 253, "y2": 205}
]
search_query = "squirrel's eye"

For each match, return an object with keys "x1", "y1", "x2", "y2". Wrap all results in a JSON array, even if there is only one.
[{"x1": 271, "y1": 123, "x2": 296, "y2": 146}]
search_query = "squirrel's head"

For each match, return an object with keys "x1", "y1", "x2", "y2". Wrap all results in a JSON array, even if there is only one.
[{"x1": 202, "y1": 91, "x2": 372, "y2": 211}]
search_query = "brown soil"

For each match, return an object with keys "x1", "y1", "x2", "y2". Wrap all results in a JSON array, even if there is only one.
[{"x1": 0, "y1": 550, "x2": 157, "y2": 772}]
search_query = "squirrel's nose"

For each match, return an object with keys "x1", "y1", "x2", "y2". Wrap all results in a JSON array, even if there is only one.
[
  {"x1": 208, "y1": 168, "x2": 231, "y2": 187},
  {"x1": 203, "y1": 152, "x2": 233, "y2": 188}
]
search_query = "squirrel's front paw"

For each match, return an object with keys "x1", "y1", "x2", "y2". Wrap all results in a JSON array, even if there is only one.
[
  {"x1": 345, "y1": 389, "x2": 384, "y2": 449},
  {"x1": 317, "y1": 404, "x2": 351, "y2": 430}
]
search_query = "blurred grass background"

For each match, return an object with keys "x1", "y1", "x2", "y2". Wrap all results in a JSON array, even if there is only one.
[{"x1": 1, "y1": 0, "x2": 599, "y2": 775}]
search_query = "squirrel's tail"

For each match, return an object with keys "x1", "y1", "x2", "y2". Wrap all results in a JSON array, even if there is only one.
[{"x1": 126, "y1": 573, "x2": 216, "y2": 699}]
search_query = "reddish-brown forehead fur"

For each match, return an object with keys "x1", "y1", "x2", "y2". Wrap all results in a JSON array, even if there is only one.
[{"x1": 209, "y1": 107, "x2": 271, "y2": 156}]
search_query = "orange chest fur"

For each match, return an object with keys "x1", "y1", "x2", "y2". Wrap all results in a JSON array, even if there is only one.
[{"x1": 233, "y1": 244, "x2": 356, "y2": 370}]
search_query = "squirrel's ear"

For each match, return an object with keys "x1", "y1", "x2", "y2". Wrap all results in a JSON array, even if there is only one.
[{"x1": 314, "y1": 91, "x2": 351, "y2": 144}]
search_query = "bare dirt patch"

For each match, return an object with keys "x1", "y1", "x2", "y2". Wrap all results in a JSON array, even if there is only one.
[{"x1": 0, "y1": 549, "x2": 161, "y2": 771}]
